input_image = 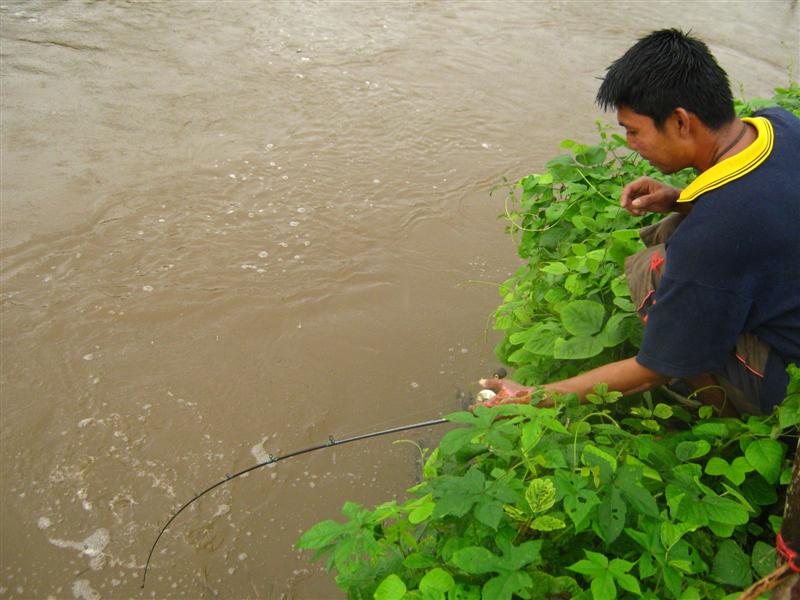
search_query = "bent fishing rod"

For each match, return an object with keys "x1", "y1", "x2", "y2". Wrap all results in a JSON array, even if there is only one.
[{"x1": 141, "y1": 415, "x2": 450, "y2": 587}]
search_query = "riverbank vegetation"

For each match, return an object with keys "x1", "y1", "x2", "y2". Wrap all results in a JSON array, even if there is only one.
[{"x1": 298, "y1": 85, "x2": 800, "y2": 599}]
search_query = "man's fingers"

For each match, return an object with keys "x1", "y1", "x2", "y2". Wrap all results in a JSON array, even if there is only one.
[{"x1": 479, "y1": 377, "x2": 504, "y2": 392}]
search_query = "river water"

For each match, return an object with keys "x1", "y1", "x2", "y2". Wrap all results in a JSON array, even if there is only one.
[{"x1": 1, "y1": 1, "x2": 797, "y2": 598}]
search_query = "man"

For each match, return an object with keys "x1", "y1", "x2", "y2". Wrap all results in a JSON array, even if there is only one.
[{"x1": 480, "y1": 29, "x2": 800, "y2": 415}]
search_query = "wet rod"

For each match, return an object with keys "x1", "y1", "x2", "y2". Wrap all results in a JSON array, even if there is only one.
[{"x1": 141, "y1": 416, "x2": 449, "y2": 587}]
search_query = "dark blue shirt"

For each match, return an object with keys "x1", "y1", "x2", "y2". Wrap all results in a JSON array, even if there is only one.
[{"x1": 636, "y1": 107, "x2": 800, "y2": 410}]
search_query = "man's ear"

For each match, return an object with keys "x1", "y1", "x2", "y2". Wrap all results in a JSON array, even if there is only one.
[{"x1": 671, "y1": 108, "x2": 693, "y2": 137}]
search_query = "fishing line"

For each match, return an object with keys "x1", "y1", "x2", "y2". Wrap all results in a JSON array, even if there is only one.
[{"x1": 140, "y1": 416, "x2": 451, "y2": 588}]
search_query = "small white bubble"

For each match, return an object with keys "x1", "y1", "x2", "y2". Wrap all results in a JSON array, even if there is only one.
[
  {"x1": 229, "y1": 173, "x2": 237, "y2": 179},
  {"x1": 410, "y1": 382, "x2": 419, "y2": 389},
  {"x1": 83, "y1": 353, "x2": 94, "y2": 361},
  {"x1": 373, "y1": 179, "x2": 381, "y2": 184},
  {"x1": 142, "y1": 285, "x2": 154, "y2": 292},
  {"x1": 289, "y1": 221, "x2": 299, "y2": 227},
  {"x1": 258, "y1": 251, "x2": 269, "y2": 258}
]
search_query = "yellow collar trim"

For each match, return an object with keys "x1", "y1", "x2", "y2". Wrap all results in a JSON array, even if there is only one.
[{"x1": 677, "y1": 116, "x2": 774, "y2": 203}]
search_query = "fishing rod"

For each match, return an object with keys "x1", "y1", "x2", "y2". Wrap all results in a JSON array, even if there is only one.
[{"x1": 141, "y1": 415, "x2": 450, "y2": 587}]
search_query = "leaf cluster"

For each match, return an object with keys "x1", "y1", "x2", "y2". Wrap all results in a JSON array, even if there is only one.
[{"x1": 298, "y1": 385, "x2": 799, "y2": 599}]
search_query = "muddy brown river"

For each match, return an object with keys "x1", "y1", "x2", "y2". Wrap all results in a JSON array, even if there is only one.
[{"x1": 1, "y1": 1, "x2": 797, "y2": 598}]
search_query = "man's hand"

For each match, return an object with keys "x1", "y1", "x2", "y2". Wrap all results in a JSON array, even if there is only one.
[
  {"x1": 620, "y1": 176, "x2": 682, "y2": 216},
  {"x1": 472, "y1": 378, "x2": 537, "y2": 409}
]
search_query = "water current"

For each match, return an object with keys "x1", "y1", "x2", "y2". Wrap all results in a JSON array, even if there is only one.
[{"x1": 1, "y1": 1, "x2": 798, "y2": 598}]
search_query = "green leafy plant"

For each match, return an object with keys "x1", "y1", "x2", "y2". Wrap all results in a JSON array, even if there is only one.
[{"x1": 299, "y1": 381, "x2": 799, "y2": 599}]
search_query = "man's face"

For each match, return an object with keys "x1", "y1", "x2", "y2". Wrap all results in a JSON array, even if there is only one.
[{"x1": 617, "y1": 106, "x2": 685, "y2": 174}]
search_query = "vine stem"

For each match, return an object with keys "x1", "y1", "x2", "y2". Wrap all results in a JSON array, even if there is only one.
[
  {"x1": 576, "y1": 168, "x2": 615, "y2": 205},
  {"x1": 571, "y1": 411, "x2": 621, "y2": 467}
]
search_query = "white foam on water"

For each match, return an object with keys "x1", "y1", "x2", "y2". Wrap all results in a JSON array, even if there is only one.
[
  {"x1": 37, "y1": 516, "x2": 52, "y2": 529},
  {"x1": 250, "y1": 437, "x2": 270, "y2": 463},
  {"x1": 72, "y1": 579, "x2": 100, "y2": 600},
  {"x1": 49, "y1": 528, "x2": 110, "y2": 571}
]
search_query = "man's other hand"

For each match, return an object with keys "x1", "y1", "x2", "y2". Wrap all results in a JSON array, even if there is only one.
[{"x1": 620, "y1": 176, "x2": 682, "y2": 216}]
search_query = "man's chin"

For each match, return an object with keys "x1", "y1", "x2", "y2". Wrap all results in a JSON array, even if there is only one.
[{"x1": 647, "y1": 159, "x2": 674, "y2": 175}]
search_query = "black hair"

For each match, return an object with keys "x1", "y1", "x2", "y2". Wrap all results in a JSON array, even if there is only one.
[{"x1": 596, "y1": 29, "x2": 735, "y2": 129}]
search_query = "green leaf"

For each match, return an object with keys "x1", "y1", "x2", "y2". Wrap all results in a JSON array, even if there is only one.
[
  {"x1": 481, "y1": 571, "x2": 533, "y2": 600},
  {"x1": 675, "y1": 440, "x2": 711, "y2": 461},
  {"x1": 530, "y1": 515, "x2": 566, "y2": 531},
  {"x1": 652, "y1": 403, "x2": 673, "y2": 419},
  {"x1": 702, "y1": 495, "x2": 750, "y2": 525},
  {"x1": 619, "y1": 482, "x2": 659, "y2": 518},
  {"x1": 374, "y1": 574, "x2": 406, "y2": 600},
  {"x1": 568, "y1": 552, "x2": 607, "y2": 577},
  {"x1": 408, "y1": 496, "x2": 435, "y2": 524},
  {"x1": 582, "y1": 444, "x2": 618, "y2": 473},
  {"x1": 711, "y1": 540, "x2": 752, "y2": 587},
  {"x1": 553, "y1": 335, "x2": 605, "y2": 359},
  {"x1": 778, "y1": 395, "x2": 800, "y2": 428},
  {"x1": 404, "y1": 552, "x2": 438, "y2": 569},
  {"x1": 745, "y1": 438, "x2": 785, "y2": 484},
  {"x1": 541, "y1": 262, "x2": 569, "y2": 275},
  {"x1": 691, "y1": 422, "x2": 729, "y2": 438},
  {"x1": 704, "y1": 456, "x2": 728, "y2": 476},
  {"x1": 438, "y1": 428, "x2": 477, "y2": 456},
  {"x1": 419, "y1": 568, "x2": 455, "y2": 594},
  {"x1": 698, "y1": 405, "x2": 714, "y2": 419},
  {"x1": 451, "y1": 547, "x2": 503, "y2": 575},
  {"x1": 564, "y1": 489, "x2": 600, "y2": 530},
  {"x1": 597, "y1": 487, "x2": 626, "y2": 544},
  {"x1": 599, "y1": 313, "x2": 635, "y2": 348},
  {"x1": 431, "y1": 469, "x2": 485, "y2": 518},
  {"x1": 609, "y1": 559, "x2": 641, "y2": 596},
  {"x1": 591, "y1": 571, "x2": 617, "y2": 600},
  {"x1": 751, "y1": 541, "x2": 777, "y2": 578},
  {"x1": 519, "y1": 322, "x2": 562, "y2": 356},
  {"x1": 475, "y1": 501, "x2": 504, "y2": 530},
  {"x1": 526, "y1": 478, "x2": 556, "y2": 513},
  {"x1": 560, "y1": 300, "x2": 606, "y2": 336},
  {"x1": 297, "y1": 520, "x2": 344, "y2": 550}
]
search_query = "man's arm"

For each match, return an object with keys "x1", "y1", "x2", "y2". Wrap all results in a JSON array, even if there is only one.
[
  {"x1": 478, "y1": 356, "x2": 667, "y2": 406},
  {"x1": 543, "y1": 356, "x2": 667, "y2": 401}
]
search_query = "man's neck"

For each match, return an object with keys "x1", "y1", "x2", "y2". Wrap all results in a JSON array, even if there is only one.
[{"x1": 697, "y1": 118, "x2": 756, "y2": 172}]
